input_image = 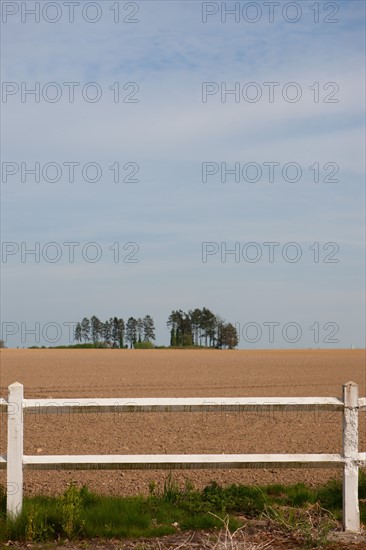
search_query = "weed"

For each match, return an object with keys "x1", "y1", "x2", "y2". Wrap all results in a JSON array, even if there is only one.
[
  {"x1": 148, "y1": 480, "x2": 157, "y2": 496},
  {"x1": 262, "y1": 501, "x2": 338, "y2": 548},
  {"x1": 163, "y1": 473, "x2": 180, "y2": 503},
  {"x1": 25, "y1": 504, "x2": 54, "y2": 542},
  {"x1": 59, "y1": 483, "x2": 85, "y2": 539},
  {"x1": 202, "y1": 481, "x2": 265, "y2": 515}
]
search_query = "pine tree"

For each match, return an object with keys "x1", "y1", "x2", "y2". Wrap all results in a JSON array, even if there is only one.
[
  {"x1": 90, "y1": 315, "x2": 102, "y2": 344},
  {"x1": 215, "y1": 316, "x2": 225, "y2": 349},
  {"x1": 111, "y1": 317, "x2": 120, "y2": 347},
  {"x1": 170, "y1": 327, "x2": 176, "y2": 346},
  {"x1": 80, "y1": 317, "x2": 90, "y2": 342},
  {"x1": 189, "y1": 308, "x2": 203, "y2": 346},
  {"x1": 137, "y1": 318, "x2": 144, "y2": 343},
  {"x1": 201, "y1": 307, "x2": 216, "y2": 347},
  {"x1": 143, "y1": 315, "x2": 155, "y2": 342},
  {"x1": 74, "y1": 322, "x2": 82, "y2": 343},
  {"x1": 102, "y1": 318, "x2": 113, "y2": 343},
  {"x1": 117, "y1": 318, "x2": 125, "y2": 348},
  {"x1": 126, "y1": 317, "x2": 138, "y2": 348}
]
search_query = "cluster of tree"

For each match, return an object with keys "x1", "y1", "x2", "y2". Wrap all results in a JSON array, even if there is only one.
[
  {"x1": 167, "y1": 308, "x2": 238, "y2": 349},
  {"x1": 74, "y1": 315, "x2": 155, "y2": 348}
]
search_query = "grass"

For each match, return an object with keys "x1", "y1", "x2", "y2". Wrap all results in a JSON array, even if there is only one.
[{"x1": 0, "y1": 471, "x2": 365, "y2": 545}]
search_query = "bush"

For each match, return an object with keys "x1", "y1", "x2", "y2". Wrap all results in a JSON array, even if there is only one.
[
  {"x1": 134, "y1": 341, "x2": 154, "y2": 349},
  {"x1": 202, "y1": 482, "x2": 265, "y2": 515}
]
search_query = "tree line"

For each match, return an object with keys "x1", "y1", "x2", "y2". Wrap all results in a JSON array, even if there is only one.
[
  {"x1": 73, "y1": 308, "x2": 239, "y2": 349},
  {"x1": 74, "y1": 315, "x2": 155, "y2": 348},
  {"x1": 167, "y1": 308, "x2": 238, "y2": 349}
]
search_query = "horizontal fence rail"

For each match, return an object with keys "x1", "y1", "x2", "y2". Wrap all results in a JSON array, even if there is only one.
[
  {"x1": 0, "y1": 396, "x2": 349, "y2": 414},
  {"x1": 0, "y1": 381, "x2": 365, "y2": 533},
  {"x1": 19, "y1": 453, "x2": 349, "y2": 470}
]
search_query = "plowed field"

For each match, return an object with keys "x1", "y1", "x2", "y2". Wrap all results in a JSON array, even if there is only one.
[{"x1": 0, "y1": 349, "x2": 365, "y2": 496}]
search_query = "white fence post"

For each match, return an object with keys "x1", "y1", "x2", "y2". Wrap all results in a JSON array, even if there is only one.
[
  {"x1": 7, "y1": 382, "x2": 24, "y2": 518},
  {"x1": 342, "y1": 381, "x2": 360, "y2": 532}
]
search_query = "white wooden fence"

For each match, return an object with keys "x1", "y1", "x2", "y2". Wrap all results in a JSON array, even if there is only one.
[{"x1": 1, "y1": 381, "x2": 365, "y2": 532}]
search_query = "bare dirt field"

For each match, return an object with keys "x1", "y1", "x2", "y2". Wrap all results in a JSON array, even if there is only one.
[{"x1": 0, "y1": 349, "x2": 365, "y2": 498}]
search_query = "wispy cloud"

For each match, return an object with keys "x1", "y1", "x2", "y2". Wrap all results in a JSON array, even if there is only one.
[{"x1": 1, "y1": 0, "x2": 365, "y2": 347}]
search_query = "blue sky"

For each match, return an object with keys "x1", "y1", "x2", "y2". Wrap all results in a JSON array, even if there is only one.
[{"x1": 1, "y1": 0, "x2": 365, "y2": 348}]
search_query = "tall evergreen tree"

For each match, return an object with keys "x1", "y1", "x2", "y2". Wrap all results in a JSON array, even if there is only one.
[
  {"x1": 143, "y1": 315, "x2": 155, "y2": 342},
  {"x1": 74, "y1": 322, "x2": 82, "y2": 343},
  {"x1": 201, "y1": 307, "x2": 216, "y2": 347},
  {"x1": 102, "y1": 318, "x2": 113, "y2": 343},
  {"x1": 189, "y1": 308, "x2": 203, "y2": 346},
  {"x1": 180, "y1": 313, "x2": 193, "y2": 346},
  {"x1": 126, "y1": 317, "x2": 138, "y2": 348},
  {"x1": 111, "y1": 317, "x2": 120, "y2": 347},
  {"x1": 137, "y1": 317, "x2": 144, "y2": 343},
  {"x1": 167, "y1": 310, "x2": 180, "y2": 333},
  {"x1": 117, "y1": 318, "x2": 125, "y2": 348},
  {"x1": 90, "y1": 315, "x2": 102, "y2": 344},
  {"x1": 80, "y1": 317, "x2": 91, "y2": 342},
  {"x1": 170, "y1": 327, "x2": 177, "y2": 346},
  {"x1": 215, "y1": 315, "x2": 225, "y2": 349}
]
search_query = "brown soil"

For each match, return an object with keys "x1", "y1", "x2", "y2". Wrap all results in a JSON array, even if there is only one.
[{"x1": 0, "y1": 349, "x2": 365, "y2": 498}]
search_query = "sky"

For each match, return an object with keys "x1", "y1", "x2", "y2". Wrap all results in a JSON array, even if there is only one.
[{"x1": 0, "y1": 0, "x2": 365, "y2": 349}]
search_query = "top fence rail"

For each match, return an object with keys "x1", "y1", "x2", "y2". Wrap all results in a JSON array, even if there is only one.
[{"x1": 2, "y1": 395, "x2": 362, "y2": 413}]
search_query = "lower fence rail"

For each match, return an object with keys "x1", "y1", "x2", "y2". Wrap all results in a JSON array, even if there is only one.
[
  {"x1": 19, "y1": 453, "x2": 347, "y2": 470},
  {"x1": 1, "y1": 381, "x2": 365, "y2": 533}
]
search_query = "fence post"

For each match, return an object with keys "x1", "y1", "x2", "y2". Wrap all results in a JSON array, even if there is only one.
[
  {"x1": 7, "y1": 382, "x2": 24, "y2": 518},
  {"x1": 342, "y1": 381, "x2": 360, "y2": 532}
]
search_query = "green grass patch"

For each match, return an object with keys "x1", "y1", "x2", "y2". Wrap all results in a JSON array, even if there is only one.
[{"x1": 0, "y1": 472, "x2": 365, "y2": 544}]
